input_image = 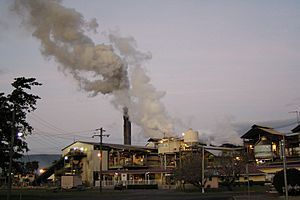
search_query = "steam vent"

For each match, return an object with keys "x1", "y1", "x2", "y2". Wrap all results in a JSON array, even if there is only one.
[{"x1": 123, "y1": 107, "x2": 131, "y2": 145}]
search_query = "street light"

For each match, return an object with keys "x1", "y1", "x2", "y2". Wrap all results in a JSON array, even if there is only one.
[{"x1": 17, "y1": 132, "x2": 23, "y2": 138}]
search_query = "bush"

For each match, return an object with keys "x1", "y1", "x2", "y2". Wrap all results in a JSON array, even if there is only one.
[
  {"x1": 126, "y1": 184, "x2": 158, "y2": 189},
  {"x1": 273, "y1": 168, "x2": 300, "y2": 196}
]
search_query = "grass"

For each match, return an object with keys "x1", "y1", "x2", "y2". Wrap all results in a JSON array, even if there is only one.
[
  {"x1": 178, "y1": 184, "x2": 268, "y2": 194},
  {"x1": 0, "y1": 188, "x2": 131, "y2": 200},
  {"x1": 0, "y1": 185, "x2": 270, "y2": 200}
]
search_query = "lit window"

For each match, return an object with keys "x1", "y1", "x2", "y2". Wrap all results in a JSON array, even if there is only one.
[{"x1": 272, "y1": 143, "x2": 276, "y2": 152}]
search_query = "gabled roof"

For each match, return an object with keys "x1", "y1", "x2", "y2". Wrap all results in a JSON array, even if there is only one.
[
  {"x1": 292, "y1": 124, "x2": 300, "y2": 133},
  {"x1": 147, "y1": 138, "x2": 161, "y2": 142},
  {"x1": 205, "y1": 149, "x2": 222, "y2": 156},
  {"x1": 241, "y1": 124, "x2": 283, "y2": 139}
]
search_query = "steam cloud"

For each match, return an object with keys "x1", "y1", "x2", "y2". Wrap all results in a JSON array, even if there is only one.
[
  {"x1": 203, "y1": 116, "x2": 242, "y2": 145},
  {"x1": 12, "y1": 0, "x2": 174, "y2": 138}
]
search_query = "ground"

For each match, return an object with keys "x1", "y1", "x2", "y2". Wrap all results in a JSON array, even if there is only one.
[{"x1": 1, "y1": 188, "x2": 299, "y2": 200}]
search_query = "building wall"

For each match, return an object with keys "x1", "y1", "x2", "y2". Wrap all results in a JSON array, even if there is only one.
[
  {"x1": 205, "y1": 177, "x2": 218, "y2": 188},
  {"x1": 158, "y1": 139, "x2": 182, "y2": 154},
  {"x1": 62, "y1": 142, "x2": 108, "y2": 186},
  {"x1": 259, "y1": 166, "x2": 300, "y2": 174},
  {"x1": 62, "y1": 142, "x2": 94, "y2": 156},
  {"x1": 61, "y1": 175, "x2": 82, "y2": 189},
  {"x1": 238, "y1": 174, "x2": 266, "y2": 183},
  {"x1": 178, "y1": 177, "x2": 218, "y2": 189}
]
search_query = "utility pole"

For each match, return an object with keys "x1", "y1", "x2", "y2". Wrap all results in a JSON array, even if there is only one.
[
  {"x1": 281, "y1": 136, "x2": 288, "y2": 200},
  {"x1": 202, "y1": 145, "x2": 205, "y2": 194},
  {"x1": 246, "y1": 163, "x2": 250, "y2": 200},
  {"x1": 92, "y1": 127, "x2": 109, "y2": 192},
  {"x1": 7, "y1": 106, "x2": 15, "y2": 200}
]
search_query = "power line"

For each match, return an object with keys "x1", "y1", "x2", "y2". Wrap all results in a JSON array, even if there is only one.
[
  {"x1": 28, "y1": 134, "x2": 65, "y2": 151},
  {"x1": 29, "y1": 113, "x2": 95, "y2": 135},
  {"x1": 29, "y1": 113, "x2": 67, "y2": 133},
  {"x1": 26, "y1": 136, "x2": 67, "y2": 154},
  {"x1": 30, "y1": 128, "x2": 70, "y2": 147},
  {"x1": 32, "y1": 129, "x2": 92, "y2": 141},
  {"x1": 273, "y1": 121, "x2": 298, "y2": 129}
]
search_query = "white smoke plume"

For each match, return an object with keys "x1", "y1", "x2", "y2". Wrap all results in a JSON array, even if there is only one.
[
  {"x1": 12, "y1": 0, "x2": 174, "y2": 138},
  {"x1": 109, "y1": 31, "x2": 174, "y2": 137},
  {"x1": 200, "y1": 116, "x2": 242, "y2": 146},
  {"x1": 13, "y1": 0, "x2": 129, "y2": 95}
]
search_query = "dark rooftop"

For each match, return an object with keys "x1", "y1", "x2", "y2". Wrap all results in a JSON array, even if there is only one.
[{"x1": 241, "y1": 124, "x2": 283, "y2": 139}]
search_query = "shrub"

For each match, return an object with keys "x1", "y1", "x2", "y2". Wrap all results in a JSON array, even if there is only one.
[
  {"x1": 273, "y1": 168, "x2": 300, "y2": 196},
  {"x1": 126, "y1": 184, "x2": 158, "y2": 189}
]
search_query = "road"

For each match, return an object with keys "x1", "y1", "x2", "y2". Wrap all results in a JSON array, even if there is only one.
[
  {"x1": 3, "y1": 189, "x2": 234, "y2": 200},
  {"x1": 51, "y1": 190, "x2": 234, "y2": 200},
  {"x1": 5, "y1": 189, "x2": 296, "y2": 200}
]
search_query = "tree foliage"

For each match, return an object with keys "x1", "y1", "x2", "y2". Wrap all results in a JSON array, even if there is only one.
[
  {"x1": 273, "y1": 168, "x2": 300, "y2": 196},
  {"x1": 213, "y1": 151, "x2": 246, "y2": 190},
  {"x1": 174, "y1": 151, "x2": 205, "y2": 189},
  {"x1": 25, "y1": 161, "x2": 39, "y2": 174},
  {"x1": 0, "y1": 77, "x2": 41, "y2": 174}
]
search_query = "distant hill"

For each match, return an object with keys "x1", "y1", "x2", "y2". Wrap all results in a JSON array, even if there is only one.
[{"x1": 20, "y1": 154, "x2": 61, "y2": 168}]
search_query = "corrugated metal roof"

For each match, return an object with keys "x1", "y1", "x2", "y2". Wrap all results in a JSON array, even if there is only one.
[
  {"x1": 241, "y1": 124, "x2": 284, "y2": 139},
  {"x1": 205, "y1": 149, "x2": 222, "y2": 156},
  {"x1": 61, "y1": 140, "x2": 157, "y2": 152},
  {"x1": 292, "y1": 124, "x2": 300, "y2": 133}
]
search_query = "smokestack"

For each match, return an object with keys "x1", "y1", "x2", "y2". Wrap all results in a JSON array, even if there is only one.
[{"x1": 123, "y1": 107, "x2": 131, "y2": 145}]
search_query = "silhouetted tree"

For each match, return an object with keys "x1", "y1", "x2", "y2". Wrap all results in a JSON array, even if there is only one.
[
  {"x1": 0, "y1": 77, "x2": 41, "y2": 175},
  {"x1": 174, "y1": 151, "x2": 205, "y2": 190},
  {"x1": 273, "y1": 168, "x2": 300, "y2": 196},
  {"x1": 213, "y1": 151, "x2": 246, "y2": 190},
  {"x1": 25, "y1": 161, "x2": 39, "y2": 174}
]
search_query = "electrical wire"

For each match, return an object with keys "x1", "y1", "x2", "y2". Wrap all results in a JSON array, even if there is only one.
[
  {"x1": 29, "y1": 113, "x2": 67, "y2": 133},
  {"x1": 28, "y1": 113, "x2": 95, "y2": 135},
  {"x1": 273, "y1": 121, "x2": 299, "y2": 129}
]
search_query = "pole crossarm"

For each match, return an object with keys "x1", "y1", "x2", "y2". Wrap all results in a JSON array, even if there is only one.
[{"x1": 92, "y1": 127, "x2": 109, "y2": 192}]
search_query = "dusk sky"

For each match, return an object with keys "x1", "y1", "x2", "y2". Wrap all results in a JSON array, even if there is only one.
[{"x1": 1, "y1": 0, "x2": 300, "y2": 154}]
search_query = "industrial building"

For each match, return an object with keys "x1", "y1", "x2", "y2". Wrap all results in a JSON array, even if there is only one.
[
  {"x1": 57, "y1": 123, "x2": 300, "y2": 189},
  {"x1": 241, "y1": 124, "x2": 300, "y2": 181},
  {"x1": 57, "y1": 127, "x2": 247, "y2": 189},
  {"x1": 61, "y1": 141, "x2": 166, "y2": 188},
  {"x1": 40, "y1": 110, "x2": 299, "y2": 189}
]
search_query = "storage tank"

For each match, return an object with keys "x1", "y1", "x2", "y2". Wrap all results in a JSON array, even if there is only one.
[
  {"x1": 254, "y1": 136, "x2": 272, "y2": 159},
  {"x1": 183, "y1": 128, "x2": 199, "y2": 144}
]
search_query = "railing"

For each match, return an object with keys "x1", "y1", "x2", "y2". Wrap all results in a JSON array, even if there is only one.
[
  {"x1": 109, "y1": 163, "x2": 147, "y2": 168},
  {"x1": 98, "y1": 180, "x2": 161, "y2": 187}
]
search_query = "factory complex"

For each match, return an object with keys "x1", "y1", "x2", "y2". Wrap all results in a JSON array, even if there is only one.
[{"x1": 34, "y1": 114, "x2": 300, "y2": 190}]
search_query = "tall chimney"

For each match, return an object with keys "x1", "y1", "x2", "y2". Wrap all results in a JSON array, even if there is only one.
[{"x1": 123, "y1": 107, "x2": 131, "y2": 145}]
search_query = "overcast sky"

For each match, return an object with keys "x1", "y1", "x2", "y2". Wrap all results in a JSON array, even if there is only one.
[{"x1": 1, "y1": 0, "x2": 300, "y2": 154}]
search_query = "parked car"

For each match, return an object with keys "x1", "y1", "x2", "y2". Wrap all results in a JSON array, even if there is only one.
[{"x1": 114, "y1": 182, "x2": 125, "y2": 190}]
